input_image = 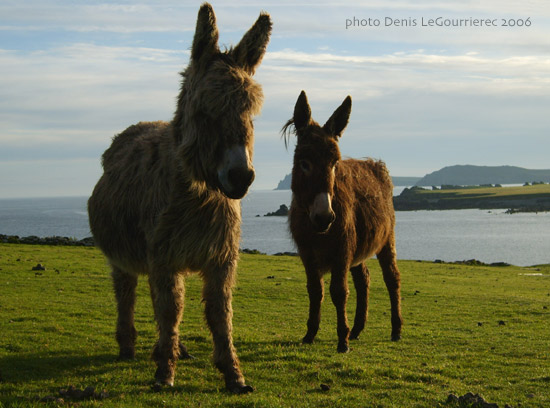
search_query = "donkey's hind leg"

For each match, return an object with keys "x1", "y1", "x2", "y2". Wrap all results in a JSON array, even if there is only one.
[
  {"x1": 349, "y1": 263, "x2": 370, "y2": 340},
  {"x1": 111, "y1": 266, "x2": 138, "y2": 360},
  {"x1": 377, "y1": 239, "x2": 403, "y2": 341}
]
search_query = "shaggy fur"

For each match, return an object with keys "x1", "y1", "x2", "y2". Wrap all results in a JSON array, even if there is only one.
[
  {"x1": 284, "y1": 91, "x2": 403, "y2": 353},
  {"x1": 88, "y1": 3, "x2": 271, "y2": 394}
]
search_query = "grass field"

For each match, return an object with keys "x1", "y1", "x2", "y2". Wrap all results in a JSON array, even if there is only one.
[
  {"x1": 0, "y1": 244, "x2": 549, "y2": 407},
  {"x1": 417, "y1": 183, "x2": 550, "y2": 199},
  {"x1": 394, "y1": 183, "x2": 550, "y2": 211}
]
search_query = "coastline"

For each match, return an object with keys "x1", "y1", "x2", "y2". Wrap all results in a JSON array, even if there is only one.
[
  {"x1": 393, "y1": 184, "x2": 550, "y2": 212},
  {"x1": 0, "y1": 234, "x2": 94, "y2": 247}
]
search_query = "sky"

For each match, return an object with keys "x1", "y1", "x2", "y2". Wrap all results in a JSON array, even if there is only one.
[{"x1": 0, "y1": 1, "x2": 549, "y2": 198}]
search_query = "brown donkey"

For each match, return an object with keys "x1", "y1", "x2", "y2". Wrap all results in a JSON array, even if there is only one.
[
  {"x1": 284, "y1": 91, "x2": 403, "y2": 353},
  {"x1": 88, "y1": 4, "x2": 271, "y2": 393}
]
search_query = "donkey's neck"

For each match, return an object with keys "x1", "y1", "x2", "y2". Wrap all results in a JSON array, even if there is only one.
[{"x1": 170, "y1": 166, "x2": 241, "y2": 213}]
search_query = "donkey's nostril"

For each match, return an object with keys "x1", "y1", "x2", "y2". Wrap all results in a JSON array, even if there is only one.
[
  {"x1": 228, "y1": 167, "x2": 255, "y2": 188},
  {"x1": 224, "y1": 167, "x2": 255, "y2": 199},
  {"x1": 312, "y1": 212, "x2": 335, "y2": 232}
]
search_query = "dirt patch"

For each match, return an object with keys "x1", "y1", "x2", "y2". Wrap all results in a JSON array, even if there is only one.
[{"x1": 35, "y1": 385, "x2": 109, "y2": 404}]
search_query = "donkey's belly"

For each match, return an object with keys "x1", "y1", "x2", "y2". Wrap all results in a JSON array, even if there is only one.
[
  {"x1": 351, "y1": 223, "x2": 391, "y2": 266},
  {"x1": 351, "y1": 247, "x2": 378, "y2": 267},
  {"x1": 90, "y1": 212, "x2": 150, "y2": 274},
  {"x1": 88, "y1": 176, "x2": 158, "y2": 275}
]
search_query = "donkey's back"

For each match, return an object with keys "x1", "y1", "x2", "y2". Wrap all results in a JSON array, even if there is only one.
[{"x1": 335, "y1": 158, "x2": 396, "y2": 264}]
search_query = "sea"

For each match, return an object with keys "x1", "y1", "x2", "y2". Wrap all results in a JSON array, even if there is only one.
[{"x1": 1, "y1": 190, "x2": 549, "y2": 267}]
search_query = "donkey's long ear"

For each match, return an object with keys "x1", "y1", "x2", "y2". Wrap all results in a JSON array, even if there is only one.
[
  {"x1": 231, "y1": 12, "x2": 272, "y2": 75},
  {"x1": 323, "y1": 96, "x2": 352, "y2": 138},
  {"x1": 191, "y1": 3, "x2": 219, "y2": 63},
  {"x1": 293, "y1": 90, "x2": 312, "y2": 130}
]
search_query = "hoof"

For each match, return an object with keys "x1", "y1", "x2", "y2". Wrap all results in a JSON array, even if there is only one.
[
  {"x1": 227, "y1": 383, "x2": 254, "y2": 394},
  {"x1": 337, "y1": 343, "x2": 350, "y2": 353},
  {"x1": 154, "y1": 366, "x2": 175, "y2": 388},
  {"x1": 154, "y1": 378, "x2": 174, "y2": 387},
  {"x1": 152, "y1": 380, "x2": 173, "y2": 392},
  {"x1": 154, "y1": 378, "x2": 174, "y2": 388},
  {"x1": 302, "y1": 335, "x2": 314, "y2": 344},
  {"x1": 117, "y1": 349, "x2": 135, "y2": 361},
  {"x1": 349, "y1": 331, "x2": 360, "y2": 341},
  {"x1": 391, "y1": 333, "x2": 401, "y2": 342}
]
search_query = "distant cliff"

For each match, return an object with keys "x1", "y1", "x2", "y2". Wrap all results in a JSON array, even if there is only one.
[
  {"x1": 275, "y1": 174, "x2": 292, "y2": 190},
  {"x1": 416, "y1": 165, "x2": 550, "y2": 187},
  {"x1": 274, "y1": 174, "x2": 420, "y2": 190}
]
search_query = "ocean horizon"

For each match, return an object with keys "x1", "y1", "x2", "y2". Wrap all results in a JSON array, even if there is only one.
[{"x1": 1, "y1": 191, "x2": 549, "y2": 267}]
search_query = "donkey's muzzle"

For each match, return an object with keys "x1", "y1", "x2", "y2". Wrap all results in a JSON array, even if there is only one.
[
  {"x1": 218, "y1": 145, "x2": 255, "y2": 199},
  {"x1": 311, "y1": 211, "x2": 336, "y2": 233},
  {"x1": 223, "y1": 167, "x2": 255, "y2": 199},
  {"x1": 309, "y1": 192, "x2": 336, "y2": 233}
]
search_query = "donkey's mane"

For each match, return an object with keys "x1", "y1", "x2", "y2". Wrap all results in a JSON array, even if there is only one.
[
  {"x1": 281, "y1": 118, "x2": 296, "y2": 150},
  {"x1": 183, "y1": 61, "x2": 263, "y2": 115}
]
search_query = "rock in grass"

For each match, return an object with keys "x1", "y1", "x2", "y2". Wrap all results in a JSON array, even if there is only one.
[
  {"x1": 446, "y1": 392, "x2": 502, "y2": 408},
  {"x1": 36, "y1": 396, "x2": 64, "y2": 404},
  {"x1": 446, "y1": 393, "x2": 459, "y2": 403},
  {"x1": 57, "y1": 385, "x2": 109, "y2": 401},
  {"x1": 82, "y1": 386, "x2": 96, "y2": 398},
  {"x1": 320, "y1": 383, "x2": 330, "y2": 391}
]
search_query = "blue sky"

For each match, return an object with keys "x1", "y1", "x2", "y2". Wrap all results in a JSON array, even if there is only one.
[{"x1": 1, "y1": 1, "x2": 549, "y2": 198}]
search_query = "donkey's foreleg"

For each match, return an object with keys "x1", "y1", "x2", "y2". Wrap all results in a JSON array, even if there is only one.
[
  {"x1": 149, "y1": 269, "x2": 185, "y2": 387},
  {"x1": 377, "y1": 240, "x2": 403, "y2": 341},
  {"x1": 111, "y1": 266, "x2": 138, "y2": 360},
  {"x1": 330, "y1": 268, "x2": 350, "y2": 353},
  {"x1": 203, "y1": 262, "x2": 252, "y2": 394},
  {"x1": 349, "y1": 263, "x2": 370, "y2": 340},
  {"x1": 302, "y1": 272, "x2": 324, "y2": 345}
]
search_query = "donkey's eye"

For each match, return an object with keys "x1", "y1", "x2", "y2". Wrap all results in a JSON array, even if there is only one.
[{"x1": 299, "y1": 160, "x2": 312, "y2": 174}]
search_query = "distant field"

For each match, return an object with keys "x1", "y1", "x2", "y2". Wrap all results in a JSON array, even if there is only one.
[
  {"x1": 394, "y1": 184, "x2": 550, "y2": 211},
  {"x1": 0, "y1": 244, "x2": 549, "y2": 407},
  {"x1": 418, "y1": 183, "x2": 550, "y2": 198}
]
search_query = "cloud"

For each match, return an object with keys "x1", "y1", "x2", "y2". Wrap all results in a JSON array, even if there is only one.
[
  {"x1": 0, "y1": 2, "x2": 195, "y2": 33},
  {"x1": 0, "y1": 1, "x2": 549, "y2": 196},
  {"x1": 264, "y1": 49, "x2": 550, "y2": 96},
  {"x1": 0, "y1": 44, "x2": 185, "y2": 150}
]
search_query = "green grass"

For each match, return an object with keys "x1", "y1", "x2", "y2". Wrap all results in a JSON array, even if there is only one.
[
  {"x1": 416, "y1": 183, "x2": 550, "y2": 199},
  {"x1": 1, "y1": 244, "x2": 549, "y2": 407},
  {"x1": 395, "y1": 183, "x2": 550, "y2": 211}
]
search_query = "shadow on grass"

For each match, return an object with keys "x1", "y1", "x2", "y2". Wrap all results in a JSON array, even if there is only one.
[
  {"x1": 235, "y1": 338, "x2": 338, "y2": 365},
  {"x1": 0, "y1": 351, "x2": 121, "y2": 383}
]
